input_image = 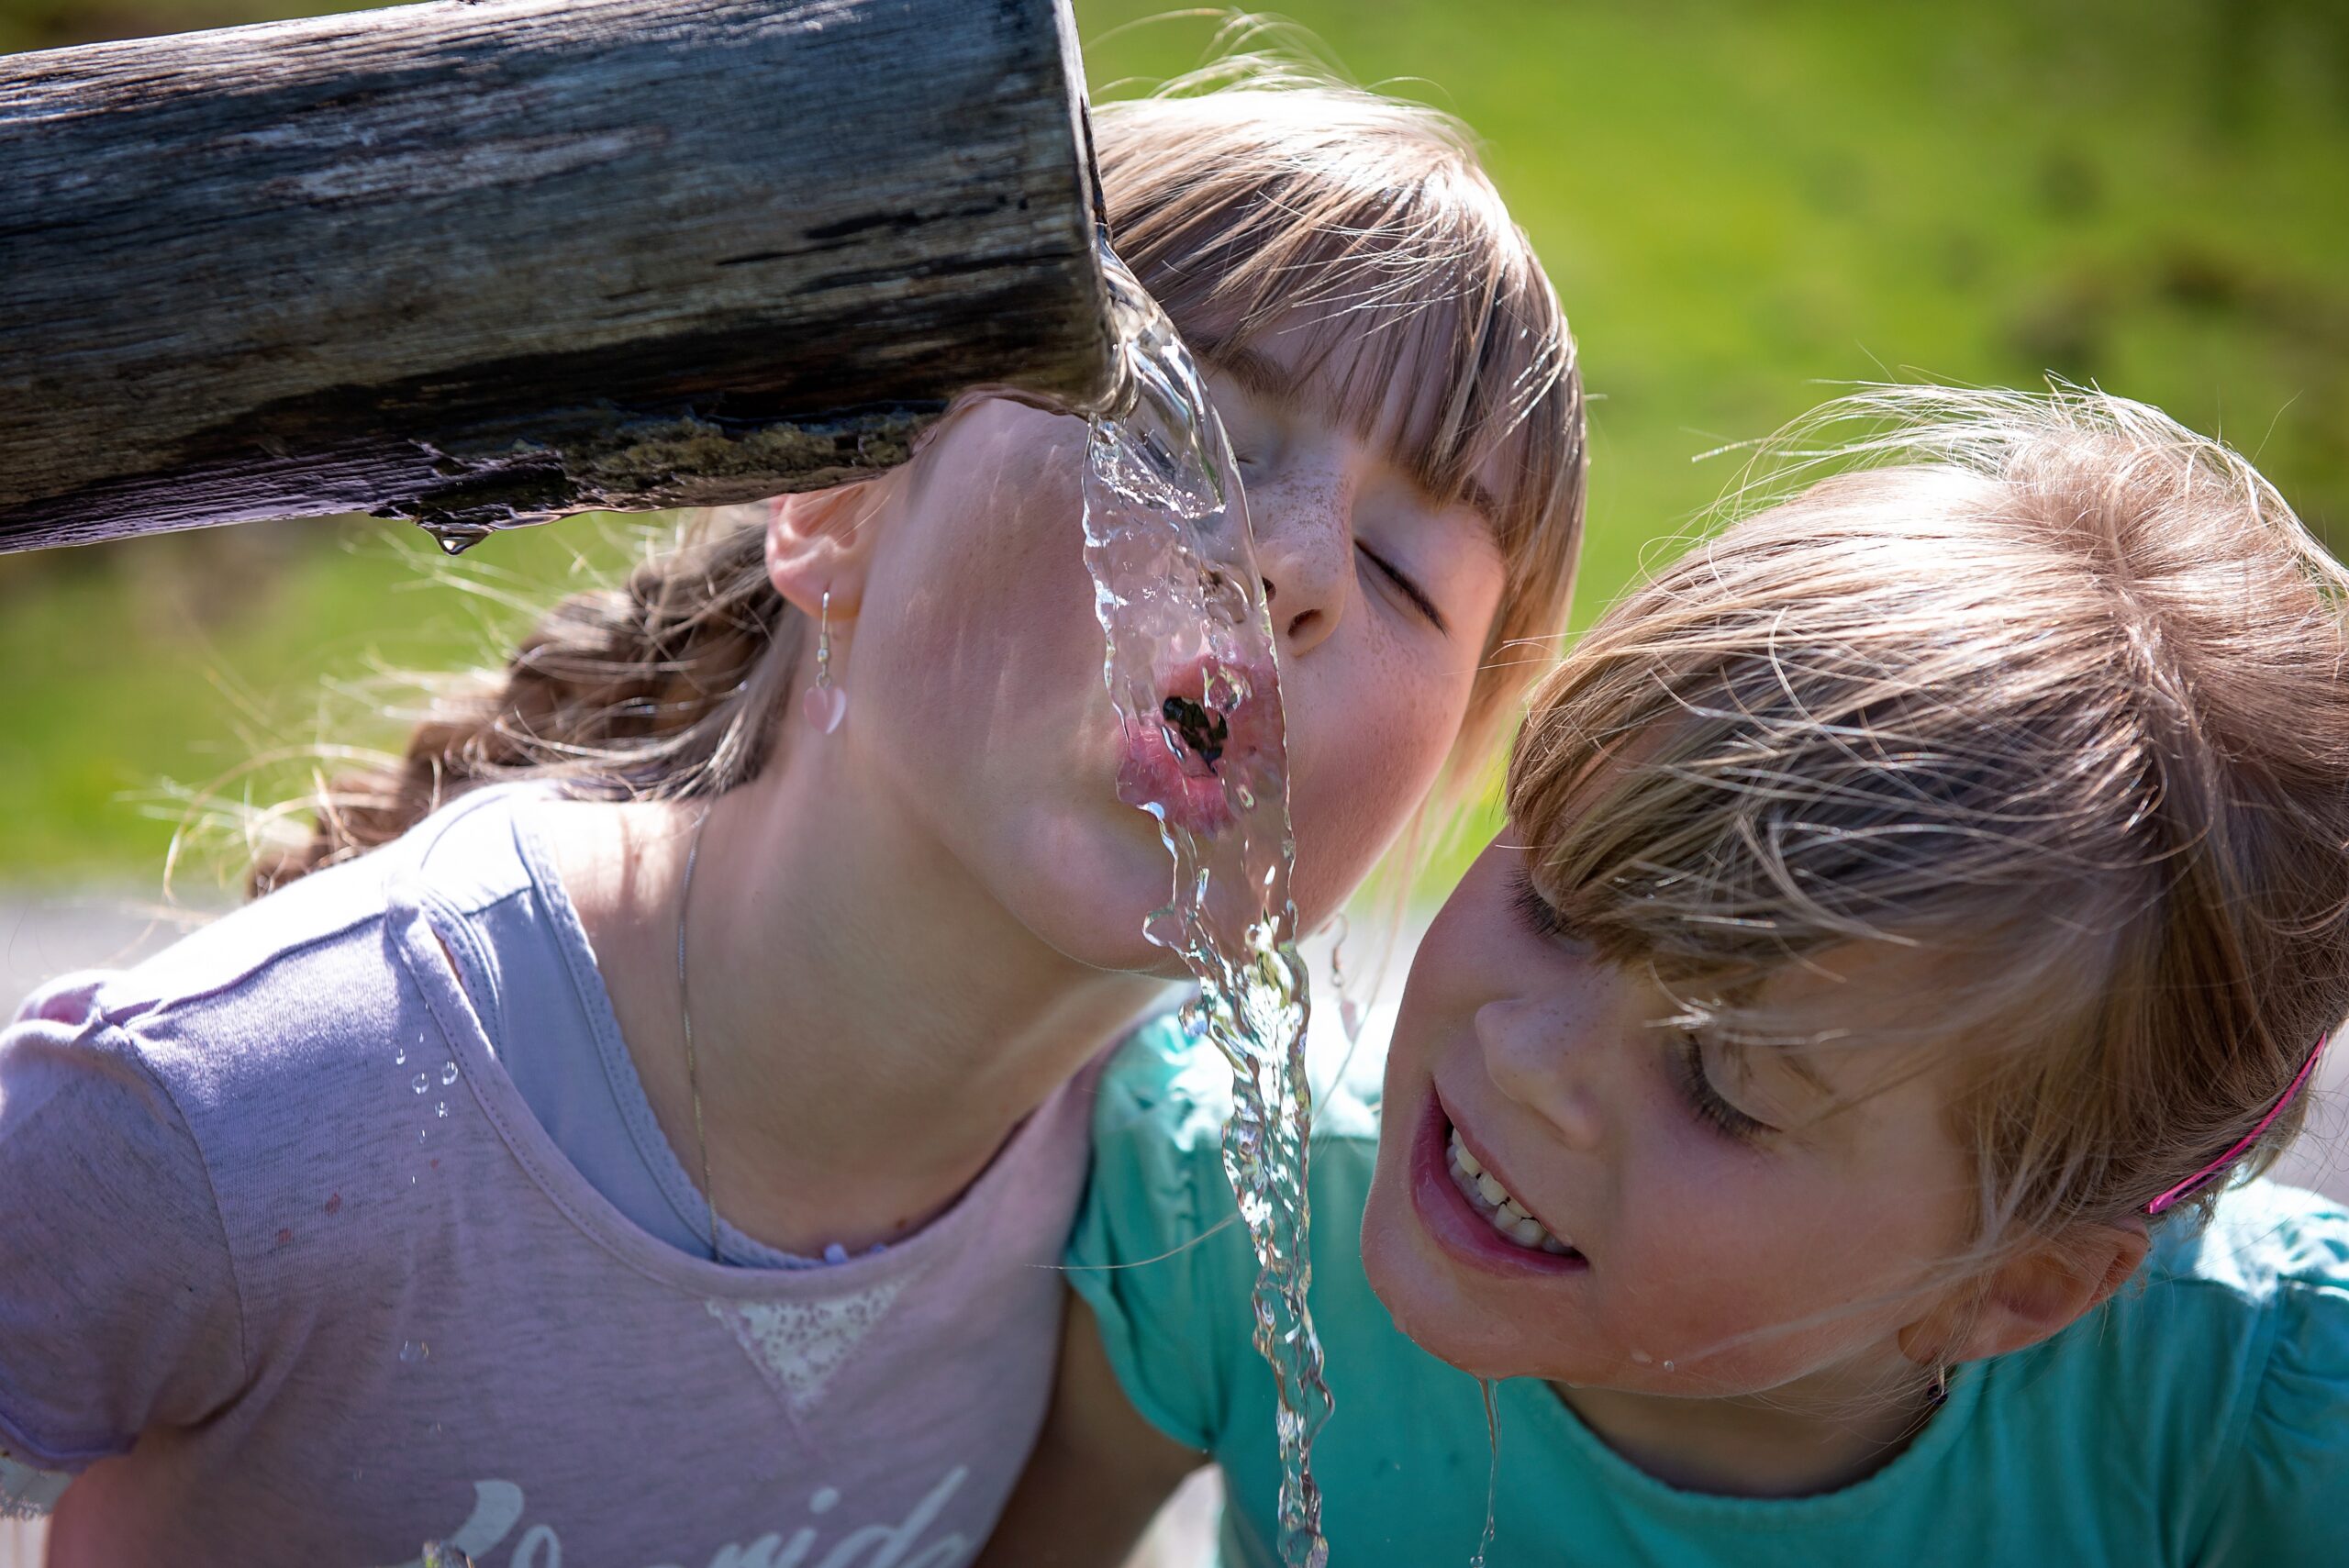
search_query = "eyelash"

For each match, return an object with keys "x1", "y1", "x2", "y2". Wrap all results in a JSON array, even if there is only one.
[
  {"x1": 1511, "y1": 867, "x2": 1568, "y2": 940},
  {"x1": 1357, "y1": 542, "x2": 1448, "y2": 633},
  {"x1": 1675, "y1": 1033, "x2": 1772, "y2": 1145},
  {"x1": 1512, "y1": 873, "x2": 1775, "y2": 1144}
]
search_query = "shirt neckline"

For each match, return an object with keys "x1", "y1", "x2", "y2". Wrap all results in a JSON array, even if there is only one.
[
  {"x1": 1505, "y1": 1359, "x2": 1984, "y2": 1529},
  {"x1": 506, "y1": 792, "x2": 856, "y2": 1269},
  {"x1": 384, "y1": 782, "x2": 1071, "y2": 1300}
]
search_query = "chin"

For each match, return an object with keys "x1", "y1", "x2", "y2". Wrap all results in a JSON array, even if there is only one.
[
  {"x1": 998, "y1": 835, "x2": 1196, "y2": 979},
  {"x1": 1360, "y1": 1173, "x2": 1533, "y2": 1380}
]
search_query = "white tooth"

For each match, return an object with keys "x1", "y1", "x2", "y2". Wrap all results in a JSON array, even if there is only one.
[
  {"x1": 1540, "y1": 1235, "x2": 1569, "y2": 1255},
  {"x1": 1475, "y1": 1173, "x2": 1508, "y2": 1207},
  {"x1": 1508, "y1": 1216, "x2": 1546, "y2": 1247},
  {"x1": 1500, "y1": 1198, "x2": 1531, "y2": 1224},
  {"x1": 1452, "y1": 1136, "x2": 1484, "y2": 1177}
]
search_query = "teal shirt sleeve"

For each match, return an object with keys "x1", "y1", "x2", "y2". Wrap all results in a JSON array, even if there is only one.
[
  {"x1": 1064, "y1": 1017, "x2": 1252, "y2": 1454},
  {"x1": 2188, "y1": 1202, "x2": 2349, "y2": 1564}
]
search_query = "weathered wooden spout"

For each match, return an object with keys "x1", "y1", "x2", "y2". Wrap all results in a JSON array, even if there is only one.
[{"x1": 0, "y1": 0, "x2": 1116, "y2": 553}]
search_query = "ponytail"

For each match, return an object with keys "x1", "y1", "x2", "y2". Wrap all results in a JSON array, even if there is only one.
[{"x1": 247, "y1": 506, "x2": 798, "y2": 895}]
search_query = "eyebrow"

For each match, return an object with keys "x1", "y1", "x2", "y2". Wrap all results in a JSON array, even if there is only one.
[{"x1": 1208, "y1": 345, "x2": 1504, "y2": 524}]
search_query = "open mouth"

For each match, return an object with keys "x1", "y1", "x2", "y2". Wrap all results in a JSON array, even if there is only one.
[
  {"x1": 1410, "y1": 1089, "x2": 1588, "y2": 1277},
  {"x1": 1116, "y1": 655, "x2": 1278, "y2": 837},
  {"x1": 1446, "y1": 1126, "x2": 1575, "y2": 1254}
]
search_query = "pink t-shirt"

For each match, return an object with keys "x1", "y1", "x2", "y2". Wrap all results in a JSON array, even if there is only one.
[{"x1": 0, "y1": 791, "x2": 1103, "y2": 1566}]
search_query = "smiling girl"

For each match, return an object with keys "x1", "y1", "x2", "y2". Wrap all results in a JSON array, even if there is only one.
[
  {"x1": 998, "y1": 386, "x2": 2349, "y2": 1566},
  {"x1": 0, "y1": 78, "x2": 1584, "y2": 1564}
]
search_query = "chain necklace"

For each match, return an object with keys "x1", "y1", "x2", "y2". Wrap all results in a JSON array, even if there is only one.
[{"x1": 677, "y1": 803, "x2": 721, "y2": 1262}]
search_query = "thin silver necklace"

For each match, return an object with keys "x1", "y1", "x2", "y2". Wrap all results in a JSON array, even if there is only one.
[{"x1": 677, "y1": 802, "x2": 721, "y2": 1262}]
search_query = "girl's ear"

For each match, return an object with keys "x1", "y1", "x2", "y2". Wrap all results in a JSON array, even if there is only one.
[
  {"x1": 1923, "y1": 1220, "x2": 2151, "y2": 1365},
  {"x1": 765, "y1": 480, "x2": 885, "y2": 618}
]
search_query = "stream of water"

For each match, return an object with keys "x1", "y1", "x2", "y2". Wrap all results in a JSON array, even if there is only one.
[{"x1": 1079, "y1": 235, "x2": 1332, "y2": 1568}]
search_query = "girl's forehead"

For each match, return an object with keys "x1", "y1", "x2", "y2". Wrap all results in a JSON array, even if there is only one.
[{"x1": 1200, "y1": 311, "x2": 1507, "y2": 524}]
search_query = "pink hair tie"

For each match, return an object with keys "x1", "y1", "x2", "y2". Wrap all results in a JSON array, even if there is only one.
[{"x1": 2145, "y1": 1035, "x2": 2329, "y2": 1216}]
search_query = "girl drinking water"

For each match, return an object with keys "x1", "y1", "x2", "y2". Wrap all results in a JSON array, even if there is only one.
[
  {"x1": 0, "y1": 77, "x2": 1585, "y2": 1563},
  {"x1": 996, "y1": 385, "x2": 2349, "y2": 1565}
]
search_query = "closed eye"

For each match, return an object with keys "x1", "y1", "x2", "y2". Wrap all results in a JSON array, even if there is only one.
[
  {"x1": 1511, "y1": 866, "x2": 1571, "y2": 940},
  {"x1": 1358, "y1": 542, "x2": 1447, "y2": 633},
  {"x1": 1675, "y1": 1033, "x2": 1776, "y2": 1144}
]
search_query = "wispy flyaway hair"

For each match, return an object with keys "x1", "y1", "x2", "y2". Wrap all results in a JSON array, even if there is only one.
[
  {"x1": 1509, "y1": 384, "x2": 2349, "y2": 1249},
  {"x1": 1096, "y1": 60, "x2": 1586, "y2": 756}
]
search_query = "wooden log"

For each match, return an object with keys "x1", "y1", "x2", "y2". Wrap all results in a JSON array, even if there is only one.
[{"x1": 0, "y1": 0, "x2": 1114, "y2": 554}]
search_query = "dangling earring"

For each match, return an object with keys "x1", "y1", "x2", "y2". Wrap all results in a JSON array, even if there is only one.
[
  {"x1": 802, "y1": 588, "x2": 847, "y2": 735},
  {"x1": 1324, "y1": 914, "x2": 1364, "y2": 1046},
  {"x1": 1928, "y1": 1364, "x2": 1951, "y2": 1407}
]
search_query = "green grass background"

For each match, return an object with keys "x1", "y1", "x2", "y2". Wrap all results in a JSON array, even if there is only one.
[{"x1": 6, "y1": 0, "x2": 2346, "y2": 893}]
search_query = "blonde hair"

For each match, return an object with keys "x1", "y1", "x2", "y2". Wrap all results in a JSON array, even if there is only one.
[
  {"x1": 1508, "y1": 384, "x2": 2349, "y2": 1251},
  {"x1": 247, "y1": 66, "x2": 1584, "y2": 895}
]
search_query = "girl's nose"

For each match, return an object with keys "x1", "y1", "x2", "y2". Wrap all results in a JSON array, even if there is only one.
[
  {"x1": 1249, "y1": 457, "x2": 1354, "y2": 660},
  {"x1": 1475, "y1": 997, "x2": 1607, "y2": 1151}
]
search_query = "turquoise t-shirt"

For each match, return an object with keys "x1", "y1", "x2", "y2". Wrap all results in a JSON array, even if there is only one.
[{"x1": 1068, "y1": 1019, "x2": 2349, "y2": 1567}]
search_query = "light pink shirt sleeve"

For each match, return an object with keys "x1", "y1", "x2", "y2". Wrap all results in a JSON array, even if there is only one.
[{"x1": 0, "y1": 979, "x2": 248, "y2": 1477}]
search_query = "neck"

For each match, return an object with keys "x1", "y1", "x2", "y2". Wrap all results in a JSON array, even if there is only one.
[
  {"x1": 1551, "y1": 1358, "x2": 1944, "y2": 1500},
  {"x1": 551, "y1": 753, "x2": 1170, "y2": 1259}
]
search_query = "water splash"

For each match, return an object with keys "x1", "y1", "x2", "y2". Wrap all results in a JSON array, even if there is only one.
[
  {"x1": 1081, "y1": 234, "x2": 1331, "y2": 1568},
  {"x1": 1472, "y1": 1376, "x2": 1501, "y2": 1567}
]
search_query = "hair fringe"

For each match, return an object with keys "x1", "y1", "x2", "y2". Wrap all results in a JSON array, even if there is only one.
[{"x1": 1510, "y1": 382, "x2": 2349, "y2": 1272}]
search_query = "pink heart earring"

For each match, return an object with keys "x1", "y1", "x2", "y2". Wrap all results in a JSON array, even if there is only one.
[{"x1": 802, "y1": 588, "x2": 847, "y2": 735}]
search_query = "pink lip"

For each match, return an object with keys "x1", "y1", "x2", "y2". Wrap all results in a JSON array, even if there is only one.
[
  {"x1": 1410, "y1": 1085, "x2": 1589, "y2": 1280},
  {"x1": 1116, "y1": 654, "x2": 1281, "y2": 838}
]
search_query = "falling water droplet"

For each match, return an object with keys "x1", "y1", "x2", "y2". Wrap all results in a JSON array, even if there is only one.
[
  {"x1": 395, "y1": 1046, "x2": 407, "y2": 1065},
  {"x1": 1631, "y1": 1349, "x2": 1653, "y2": 1365},
  {"x1": 437, "y1": 1101, "x2": 448, "y2": 1118},
  {"x1": 1470, "y1": 1376, "x2": 1501, "y2": 1568},
  {"x1": 418, "y1": 520, "x2": 493, "y2": 556},
  {"x1": 412, "y1": 1073, "x2": 429, "y2": 1095},
  {"x1": 441, "y1": 1060, "x2": 459, "y2": 1085},
  {"x1": 418, "y1": 1128, "x2": 429, "y2": 1142},
  {"x1": 398, "y1": 1340, "x2": 429, "y2": 1364}
]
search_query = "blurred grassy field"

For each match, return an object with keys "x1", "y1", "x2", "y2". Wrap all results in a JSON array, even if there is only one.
[{"x1": 6, "y1": 0, "x2": 2347, "y2": 892}]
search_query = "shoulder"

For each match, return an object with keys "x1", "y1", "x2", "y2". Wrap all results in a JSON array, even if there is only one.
[
  {"x1": 1092, "y1": 1013, "x2": 1235, "y2": 1161},
  {"x1": 2049, "y1": 1180, "x2": 2349, "y2": 1399},
  {"x1": 3, "y1": 793, "x2": 542, "y2": 1262},
  {"x1": 2148, "y1": 1178, "x2": 2349, "y2": 1299},
  {"x1": 2160, "y1": 1182, "x2": 2349, "y2": 1562},
  {"x1": 2021, "y1": 1181, "x2": 2349, "y2": 1562},
  {"x1": 32, "y1": 784, "x2": 552, "y2": 1108},
  {"x1": 1092, "y1": 1008, "x2": 1384, "y2": 1157}
]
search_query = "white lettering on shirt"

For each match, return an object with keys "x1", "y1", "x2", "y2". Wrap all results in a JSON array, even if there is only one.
[{"x1": 400, "y1": 1465, "x2": 974, "y2": 1568}]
